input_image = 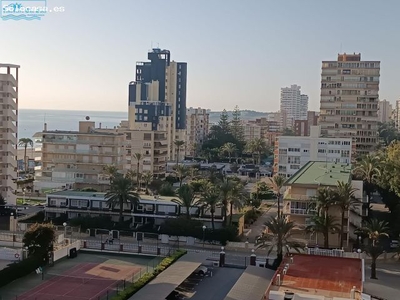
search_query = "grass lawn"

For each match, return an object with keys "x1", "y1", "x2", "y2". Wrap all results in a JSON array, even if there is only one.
[{"x1": 16, "y1": 198, "x2": 46, "y2": 205}]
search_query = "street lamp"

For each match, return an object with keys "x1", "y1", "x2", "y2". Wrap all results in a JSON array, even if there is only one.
[
  {"x1": 63, "y1": 222, "x2": 67, "y2": 240},
  {"x1": 202, "y1": 225, "x2": 206, "y2": 248}
]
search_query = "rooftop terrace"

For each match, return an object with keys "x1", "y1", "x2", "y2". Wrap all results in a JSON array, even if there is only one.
[{"x1": 285, "y1": 161, "x2": 352, "y2": 187}]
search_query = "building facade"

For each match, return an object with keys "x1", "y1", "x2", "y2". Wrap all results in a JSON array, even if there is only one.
[
  {"x1": 128, "y1": 48, "x2": 187, "y2": 167},
  {"x1": 280, "y1": 85, "x2": 308, "y2": 128},
  {"x1": 34, "y1": 121, "x2": 124, "y2": 191},
  {"x1": 294, "y1": 120, "x2": 309, "y2": 136},
  {"x1": 378, "y1": 99, "x2": 392, "y2": 123},
  {"x1": 185, "y1": 107, "x2": 209, "y2": 157},
  {"x1": 0, "y1": 64, "x2": 19, "y2": 205},
  {"x1": 45, "y1": 190, "x2": 224, "y2": 229},
  {"x1": 319, "y1": 53, "x2": 380, "y2": 156},
  {"x1": 282, "y1": 161, "x2": 367, "y2": 249},
  {"x1": 274, "y1": 126, "x2": 354, "y2": 178}
]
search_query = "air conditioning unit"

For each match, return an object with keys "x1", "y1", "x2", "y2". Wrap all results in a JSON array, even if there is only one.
[{"x1": 212, "y1": 261, "x2": 219, "y2": 267}]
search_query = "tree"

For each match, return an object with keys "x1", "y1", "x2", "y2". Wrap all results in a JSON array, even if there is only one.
[
  {"x1": 105, "y1": 175, "x2": 140, "y2": 224},
  {"x1": 281, "y1": 128, "x2": 295, "y2": 136},
  {"x1": 306, "y1": 213, "x2": 340, "y2": 248},
  {"x1": 256, "y1": 217, "x2": 305, "y2": 267},
  {"x1": 310, "y1": 187, "x2": 337, "y2": 217},
  {"x1": 361, "y1": 219, "x2": 389, "y2": 279},
  {"x1": 103, "y1": 165, "x2": 119, "y2": 183},
  {"x1": 132, "y1": 153, "x2": 142, "y2": 189},
  {"x1": 188, "y1": 167, "x2": 199, "y2": 181},
  {"x1": 201, "y1": 184, "x2": 221, "y2": 230},
  {"x1": 18, "y1": 138, "x2": 33, "y2": 173},
  {"x1": 353, "y1": 154, "x2": 381, "y2": 208},
  {"x1": 23, "y1": 223, "x2": 56, "y2": 260},
  {"x1": 220, "y1": 142, "x2": 237, "y2": 163},
  {"x1": 159, "y1": 183, "x2": 176, "y2": 196},
  {"x1": 378, "y1": 121, "x2": 399, "y2": 146},
  {"x1": 174, "y1": 140, "x2": 185, "y2": 166},
  {"x1": 218, "y1": 109, "x2": 230, "y2": 133},
  {"x1": 246, "y1": 138, "x2": 269, "y2": 165},
  {"x1": 174, "y1": 165, "x2": 190, "y2": 187},
  {"x1": 269, "y1": 175, "x2": 286, "y2": 217},
  {"x1": 172, "y1": 184, "x2": 197, "y2": 219},
  {"x1": 335, "y1": 181, "x2": 359, "y2": 248},
  {"x1": 141, "y1": 172, "x2": 153, "y2": 194},
  {"x1": 229, "y1": 181, "x2": 246, "y2": 225},
  {"x1": 219, "y1": 178, "x2": 233, "y2": 225},
  {"x1": 230, "y1": 105, "x2": 244, "y2": 142}
]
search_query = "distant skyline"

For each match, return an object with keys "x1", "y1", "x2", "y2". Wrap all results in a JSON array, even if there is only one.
[{"x1": 1, "y1": 0, "x2": 399, "y2": 112}]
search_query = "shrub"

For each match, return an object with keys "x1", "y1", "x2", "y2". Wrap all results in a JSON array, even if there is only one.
[
  {"x1": 0, "y1": 256, "x2": 43, "y2": 288},
  {"x1": 158, "y1": 183, "x2": 176, "y2": 196},
  {"x1": 111, "y1": 250, "x2": 186, "y2": 300},
  {"x1": 69, "y1": 215, "x2": 114, "y2": 231},
  {"x1": 244, "y1": 209, "x2": 261, "y2": 224}
]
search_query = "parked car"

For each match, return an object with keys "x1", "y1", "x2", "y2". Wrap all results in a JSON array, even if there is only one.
[
  {"x1": 193, "y1": 266, "x2": 208, "y2": 276},
  {"x1": 390, "y1": 240, "x2": 399, "y2": 249}
]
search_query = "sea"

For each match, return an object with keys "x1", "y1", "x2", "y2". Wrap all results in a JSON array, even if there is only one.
[{"x1": 18, "y1": 109, "x2": 128, "y2": 142}]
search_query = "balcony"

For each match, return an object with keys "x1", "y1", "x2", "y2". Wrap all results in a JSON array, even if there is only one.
[
  {"x1": 153, "y1": 152, "x2": 167, "y2": 158},
  {"x1": 0, "y1": 97, "x2": 17, "y2": 110},
  {"x1": 283, "y1": 192, "x2": 312, "y2": 201},
  {"x1": 2, "y1": 155, "x2": 17, "y2": 168}
]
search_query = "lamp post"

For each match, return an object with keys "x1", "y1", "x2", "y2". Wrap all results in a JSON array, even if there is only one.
[
  {"x1": 202, "y1": 225, "x2": 206, "y2": 248},
  {"x1": 63, "y1": 222, "x2": 67, "y2": 240}
]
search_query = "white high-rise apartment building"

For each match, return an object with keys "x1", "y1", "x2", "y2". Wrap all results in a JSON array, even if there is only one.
[
  {"x1": 185, "y1": 107, "x2": 209, "y2": 157},
  {"x1": 395, "y1": 99, "x2": 400, "y2": 131},
  {"x1": 280, "y1": 85, "x2": 308, "y2": 128},
  {"x1": 378, "y1": 99, "x2": 392, "y2": 123},
  {"x1": 273, "y1": 126, "x2": 355, "y2": 178},
  {"x1": 0, "y1": 64, "x2": 19, "y2": 205},
  {"x1": 319, "y1": 53, "x2": 380, "y2": 156}
]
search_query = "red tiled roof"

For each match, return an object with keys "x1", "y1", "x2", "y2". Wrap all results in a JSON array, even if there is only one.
[{"x1": 277, "y1": 254, "x2": 362, "y2": 294}]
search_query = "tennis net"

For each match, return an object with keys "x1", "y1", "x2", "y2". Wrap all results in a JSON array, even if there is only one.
[{"x1": 44, "y1": 272, "x2": 120, "y2": 285}]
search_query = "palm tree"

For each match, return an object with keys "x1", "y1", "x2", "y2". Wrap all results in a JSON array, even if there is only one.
[
  {"x1": 105, "y1": 175, "x2": 140, "y2": 224},
  {"x1": 103, "y1": 165, "x2": 119, "y2": 183},
  {"x1": 220, "y1": 142, "x2": 237, "y2": 163},
  {"x1": 246, "y1": 138, "x2": 268, "y2": 165},
  {"x1": 219, "y1": 178, "x2": 233, "y2": 225},
  {"x1": 335, "y1": 181, "x2": 359, "y2": 248},
  {"x1": 132, "y1": 153, "x2": 142, "y2": 189},
  {"x1": 361, "y1": 219, "x2": 389, "y2": 279},
  {"x1": 172, "y1": 184, "x2": 197, "y2": 219},
  {"x1": 309, "y1": 187, "x2": 337, "y2": 217},
  {"x1": 229, "y1": 181, "x2": 246, "y2": 225},
  {"x1": 306, "y1": 213, "x2": 340, "y2": 248},
  {"x1": 141, "y1": 172, "x2": 153, "y2": 194},
  {"x1": 353, "y1": 154, "x2": 381, "y2": 207},
  {"x1": 174, "y1": 140, "x2": 185, "y2": 166},
  {"x1": 201, "y1": 184, "x2": 221, "y2": 230},
  {"x1": 174, "y1": 165, "x2": 189, "y2": 187},
  {"x1": 269, "y1": 175, "x2": 286, "y2": 217},
  {"x1": 256, "y1": 217, "x2": 305, "y2": 267},
  {"x1": 188, "y1": 167, "x2": 199, "y2": 181},
  {"x1": 18, "y1": 138, "x2": 33, "y2": 173}
]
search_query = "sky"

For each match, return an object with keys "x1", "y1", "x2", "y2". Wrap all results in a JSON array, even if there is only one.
[{"x1": 1, "y1": 0, "x2": 400, "y2": 112}]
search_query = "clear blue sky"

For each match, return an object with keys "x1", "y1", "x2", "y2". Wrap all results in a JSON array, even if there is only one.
[{"x1": 1, "y1": 0, "x2": 399, "y2": 112}]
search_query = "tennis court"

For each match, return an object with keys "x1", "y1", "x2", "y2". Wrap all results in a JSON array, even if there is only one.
[
  {"x1": 0, "y1": 253, "x2": 160, "y2": 300},
  {"x1": 17, "y1": 262, "x2": 140, "y2": 300}
]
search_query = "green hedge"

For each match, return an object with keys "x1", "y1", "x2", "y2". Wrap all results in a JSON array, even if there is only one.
[
  {"x1": 0, "y1": 256, "x2": 43, "y2": 288},
  {"x1": 111, "y1": 250, "x2": 187, "y2": 300}
]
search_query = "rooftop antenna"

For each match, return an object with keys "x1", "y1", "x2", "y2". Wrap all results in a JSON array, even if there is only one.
[{"x1": 340, "y1": 42, "x2": 342, "y2": 53}]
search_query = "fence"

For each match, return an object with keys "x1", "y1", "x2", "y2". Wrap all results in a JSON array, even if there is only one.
[
  {"x1": 0, "y1": 247, "x2": 22, "y2": 261},
  {"x1": 53, "y1": 240, "x2": 81, "y2": 262}
]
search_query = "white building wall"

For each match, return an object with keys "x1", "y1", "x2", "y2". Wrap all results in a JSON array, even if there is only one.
[
  {"x1": 275, "y1": 126, "x2": 353, "y2": 178},
  {"x1": 280, "y1": 85, "x2": 308, "y2": 128}
]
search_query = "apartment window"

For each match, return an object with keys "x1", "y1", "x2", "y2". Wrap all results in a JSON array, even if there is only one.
[
  {"x1": 144, "y1": 109, "x2": 148, "y2": 114},
  {"x1": 290, "y1": 165, "x2": 300, "y2": 170},
  {"x1": 137, "y1": 204, "x2": 144, "y2": 211},
  {"x1": 303, "y1": 149, "x2": 309, "y2": 153},
  {"x1": 279, "y1": 149, "x2": 287, "y2": 155},
  {"x1": 144, "y1": 116, "x2": 148, "y2": 121},
  {"x1": 318, "y1": 149, "x2": 326, "y2": 153},
  {"x1": 288, "y1": 148, "x2": 300, "y2": 152},
  {"x1": 342, "y1": 141, "x2": 351, "y2": 145},
  {"x1": 139, "y1": 108, "x2": 143, "y2": 113}
]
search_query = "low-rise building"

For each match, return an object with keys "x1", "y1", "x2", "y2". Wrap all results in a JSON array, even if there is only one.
[
  {"x1": 282, "y1": 161, "x2": 367, "y2": 249},
  {"x1": 44, "y1": 190, "x2": 224, "y2": 229},
  {"x1": 34, "y1": 121, "x2": 125, "y2": 191},
  {"x1": 274, "y1": 125, "x2": 355, "y2": 178}
]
